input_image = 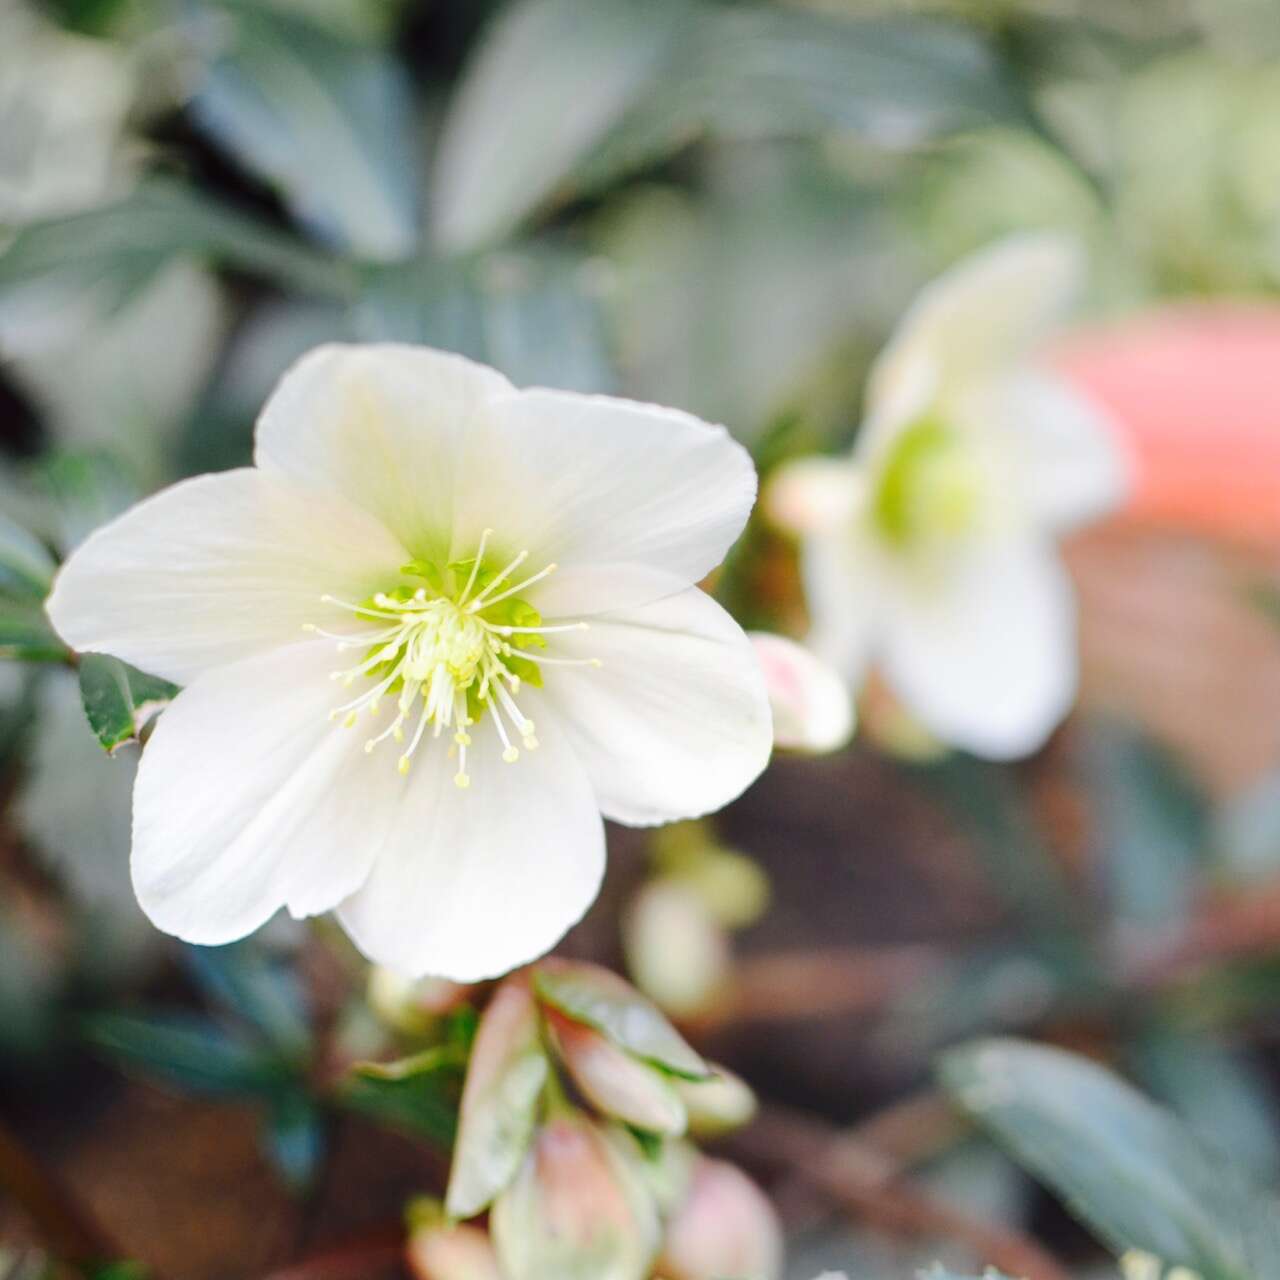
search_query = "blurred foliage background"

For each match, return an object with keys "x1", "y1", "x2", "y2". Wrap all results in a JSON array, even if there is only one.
[{"x1": 5, "y1": 0, "x2": 1280, "y2": 1277}]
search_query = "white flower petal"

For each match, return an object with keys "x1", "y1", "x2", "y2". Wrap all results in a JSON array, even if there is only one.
[
  {"x1": 132, "y1": 641, "x2": 406, "y2": 945},
  {"x1": 869, "y1": 232, "x2": 1083, "y2": 412},
  {"x1": 880, "y1": 537, "x2": 1077, "y2": 760},
  {"x1": 457, "y1": 390, "x2": 757, "y2": 615},
  {"x1": 799, "y1": 528, "x2": 879, "y2": 685},
  {"x1": 337, "y1": 715, "x2": 604, "y2": 981},
  {"x1": 999, "y1": 369, "x2": 1132, "y2": 532},
  {"x1": 543, "y1": 588, "x2": 772, "y2": 826},
  {"x1": 749, "y1": 632, "x2": 854, "y2": 753},
  {"x1": 254, "y1": 343, "x2": 514, "y2": 562},
  {"x1": 47, "y1": 469, "x2": 408, "y2": 683}
]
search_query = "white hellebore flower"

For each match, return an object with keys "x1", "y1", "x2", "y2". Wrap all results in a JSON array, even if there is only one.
[
  {"x1": 47, "y1": 344, "x2": 771, "y2": 980},
  {"x1": 770, "y1": 234, "x2": 1129, "y2": 760}
]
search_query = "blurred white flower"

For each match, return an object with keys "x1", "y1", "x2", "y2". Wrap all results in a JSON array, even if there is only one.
[
  {"x1": 750, "y1": 631, "x2": 854, "y2": 753},
  {"x1": 770, "y1": 234, "x2": 1129, "y2": 759},
  {"x1": 47, "y1": 344, "x2": 770, "y2": 980}
]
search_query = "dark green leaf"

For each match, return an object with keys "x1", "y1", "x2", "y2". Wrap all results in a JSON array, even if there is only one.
[
  {"x1": 941, "y1": 1038, "x2": 1280, "y2": 1279},
  {"x1": 77, "y1": 655, "x2": 178, "y2": 754},
  {"x1": 533, "y1": 960, "x2": 709, "y2": 1080},
  {"x1": 340, "y1": 1047, "x2": 463, "y2": 1146},
  {"x1": 83, "y1": 1012, "x2": 296, "y2": 1097},
  {"x1": 189, "y1": 7, "x2": 419, "y2": 259},
  {"x1": 263, "y1": 1091, "x2": 325, "y2": 1192},
  {"x1": 183, "y1": 941, "x2": 311, "y2": 1060}
]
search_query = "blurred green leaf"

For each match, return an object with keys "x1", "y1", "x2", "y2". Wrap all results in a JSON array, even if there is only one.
[
  {"x1": 0, "y1": 180, "x2": 354, "y2": 301},
  {"x1": 432, "y1": 0, "x2": 689, "y2": 252},
  {"x1": 1133, "y1": 1028, "x2": 1280, "y2": 1183},
  {"x1": 77, "y1": 655, "x2": 178, "y2": 754},
  {"x1": 340, "y1": 1046, "x2": 463, "y2": 1145},
  {"x1": 942, "y1": 1038, "x2": 1280, "y2": 1279},
  {"x1": 355, "y1": 247, "x2": 615, "y2": 391},
  {"x1": 533, "y1": 960, "x2": 709, "y2": 1080},
  {"x1": 918, "y1": 755, "x2": 1093, "y2": 980},
  {"x1": 263, "y1": 1090, "x2": 325, "y2": 1192},
  {"x1": 434, "y1": 0, "x2": 1017, "y2": 252},
  {"x1": 0, "y1": 600, "x2": 67, "y2": 663},
  {"x1": 83, "y1": 1011, "x2": 296, "y2": 1097},
  {"x1": 1084, "y1": 719, "x2": 1208, "y2": 928},
  {"x1": 0, "y1": 510, "x2": 55, "y2": 599},
  {"x1": 183, "y1": 941, "x2": 311, "y2": 1060},
  {"x1": 190, "y1": 5, "x2": 419, "y2": 259}
]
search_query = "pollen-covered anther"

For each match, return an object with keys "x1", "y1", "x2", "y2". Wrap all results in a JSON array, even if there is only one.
[{"x1": 311, "y1": 533, "x2": 598, "y2": 783}]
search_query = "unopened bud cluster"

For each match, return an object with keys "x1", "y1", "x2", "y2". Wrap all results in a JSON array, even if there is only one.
[{"x1": 407, "y1": 959, "x2": 779, "y2": 1280}]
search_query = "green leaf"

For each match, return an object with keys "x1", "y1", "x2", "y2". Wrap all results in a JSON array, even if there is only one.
[
  {"x1": 0, "y1": 599, "x2": 67, "y2": 663},
  {"x1": 941, "y1": 1038, "x2": 1280, "y2": 1279},
  {"x1": 533, "y1": 960, "x2": 709, "y2": 1080},
  {"x1": 0, "y1": 180, "x2": 354, "y2": 302},
  {"x1": 189, "y1": 6, "x2": 419, "y2": 259},
  {"x1": 77, "y1": 655, "x2": 178, "y2": 754},
  {"x1": 446, "y1": 980, "x2": 550, "y2": 1219},
  {"x1": 340, "y1": 1045, "x2": 463, "y2": 1146},
  {"x1": 1084, "y1": 719, "x2": 1207, "y2": 928},
  {"x1": 83, "y1": 1012, "x2": 296, "y2": 1097},
  {"x1": 0, "y1": 510, "x2": 56, "y2": 599}
]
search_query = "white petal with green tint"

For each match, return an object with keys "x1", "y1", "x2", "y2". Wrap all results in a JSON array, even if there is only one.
[{"x1": 47, "y1": 468, "x2": 407, "y2": 684}]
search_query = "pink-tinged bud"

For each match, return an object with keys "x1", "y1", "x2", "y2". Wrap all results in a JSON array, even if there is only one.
[
  {"x1": 446, "y1": 977, "x2": 549, "y2": 1220},
  {"x1": 657, "y1": 1157, "x2": 783, "y2": 1280},
  {"x1": 533, "y1": 958, "x2": 709, "y2": 1079},
  {"x1": 491, "y1": 1115, "x2": 660, "y2": 1280},
  {"x1": 674, "y1": 1063, "x2": 757, "y2": 1137},
  {"x1": 406, "y1": 1221, "x2": 505, "y2": 1280},
  {"x1": 765, "y1": 457, "x2": 863, "y2": 536},
  {"x1": 547, "y1": 1009, "x2": 686, "y2": 1136},
  {"x1": 623, "y1": 880, "x2": 731, "y2": 1019},
  {"x1": 750, "y1": 632, "x2": 854, "y2": 754}
]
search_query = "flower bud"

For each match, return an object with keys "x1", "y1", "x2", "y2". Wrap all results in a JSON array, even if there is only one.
[
  {"x1": 407, "y1": 1219, "x2": 505, "y2": 1280},
  {"x1": 674, "y1": 1064, "x2": 757, "y2": 1137},
  {"x1": 446, "y1": 978, "x2": 549, "y2": 1220},
  {"x1": 491, "y1": 1115, "x2": 660, "y2": 1280},
  {"x1": 766, "y1": 457, "x2": 863, "y2": 536},
  {"x1": 622, "y1": 880, "x2": 731, "y2": 1019},
  {"x1": 368, "y1": 965, "x2": 470, "y2": 1035},
  {"x1": 657, "y1": 1157, "x2": 783, "y2": 1280},
  {"x1": 677, "y1": 847, "x2": 771, "y2": 930},
  {"x1": 547, "y1": 1009, "x2": 686, "y2": 1136},
  {"x1": 750, "y1": 632, "x2": 854, "y2": 754}
]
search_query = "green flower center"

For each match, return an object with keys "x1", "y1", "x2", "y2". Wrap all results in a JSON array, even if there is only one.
[
  {"x1": 871, "y1": 416, "x2": 985, "y2": 549},
  {"x1": 308, "y1": 531, "x2": 598, "y2": 788}
]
